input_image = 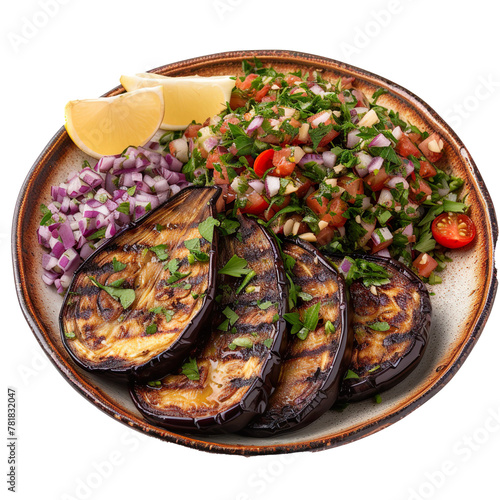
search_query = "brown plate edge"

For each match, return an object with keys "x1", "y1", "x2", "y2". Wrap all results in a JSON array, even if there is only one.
[{"x1": 12, "y1": 50, "x2": 498, "y2": 456}]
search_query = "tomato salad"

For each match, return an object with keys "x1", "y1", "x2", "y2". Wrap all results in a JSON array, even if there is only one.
[
  {"x1": 164, "y1": 58, "x2": 475, "y2": 284},
  {"x1": 39, "y1": 58, "x2": 476, "y2": 292}
]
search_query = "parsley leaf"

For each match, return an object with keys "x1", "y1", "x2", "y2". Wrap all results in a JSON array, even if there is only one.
[
  {"x1": 218, "y1": 254, "x2": 252, "y2": 278},
  {"x1": 167, "y1": 271, "x2": 191, "y2": 284},
  {"x1": 184, "y1": 238, "x2": 209, "y2": 262},
  {"x1": 228, "y1": 337, "x2": 253, "y2": 350},
  {"x1": 198, "y1": 216, "x2": 220, "y2": 243},
  {"x1": 369, "y1": 321, "x2": 390, "y2": 331},
  {"x1": 181, "y1": 357, "x2": 200, "y2": 380},
  {"x1": 88, "y1": 276, "x2": 135, "y2": 309},
  {"x1": 149, "y1": 244, "x2": 169, "y2": 261},
  {"x1": 145, "y1": 324, "x2": 157, "y2": 335},
  {"x1": 344, "y1": 369, "x2": 360, "y2": 380},
  {"x1": 112, "y1": 257, "x2": 127, "y2": 273},
  {"x1": 222, "y1": 306, "x2": 239, "y2": 326},
  {"x1": 309, "y1": 123, "x2": 335, "y2": 150},
  {"x1": 149, "y1": 306, "x2": 174, "y2": 322}
]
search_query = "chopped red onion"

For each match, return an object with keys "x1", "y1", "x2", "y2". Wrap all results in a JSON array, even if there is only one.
[
  {"x1": 369, "y1": 133, "x2": 391, "y2": 148},
  {"x1": 402, "y1": 159, "x2": 414, "y2": 178},
  {"x1": 322, "y1": 151, "x2": 337, "y2": 169},
  {"x1": 248, "y1": 179, "x2": 265, "y2": 194},
  {"x1": 375, "y1": 248, "x2": 391, "y2": 258},
  {"x1": 402, "y1": 223, "x2": 413, "y2": 237},
  {"x1": 368, "y1": 157, "x2": 384, "y2": 173},
  {"x1": 298, "y1": 154, "x2": 323, "y2": 167},
  {"x1": 311, "y1": 111, "x2": 331, "y2": 127},
  {"x1": 377, "y1": 189, "x2": 394, "y2": 207},
  {"x1": 265, "y1": 176, "x2": 281, "y2": 198},
  {"x1": 385, "y1": 176, "x2": 409, "y2": 190},
  {"x1": 339, "y1": 258, "x2": 352, "y2": 274},
  {"x1": 392, "y1": 126, "x2": 403, "y2": 140},
  {"x1": 347, "y1": 130, "x2": 361, "y2": 148},
  {"x1": 38, "y1": 142, "x2": 193, "y2": 292},
  {"x1": 246, "y1": 116, "x2": 264, "y2": 135}
]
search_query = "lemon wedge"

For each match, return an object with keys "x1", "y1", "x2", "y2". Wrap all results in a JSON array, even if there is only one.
[
  {"x1": 64, "y1": 86, "x2": 164, "y2": 158},
  {"x1": 120, "y1": 74, "x2": 235, "y2": 130}
]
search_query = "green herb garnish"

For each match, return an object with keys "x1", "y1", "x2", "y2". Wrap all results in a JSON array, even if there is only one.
[{"x1": 88, "y1": 276, "x2": 135, "y2": 309}]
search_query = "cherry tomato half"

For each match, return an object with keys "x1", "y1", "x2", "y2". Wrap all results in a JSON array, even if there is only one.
[
  {"x1": 254, "y1": 149, "x2": 275, "y2": 177},
  {"x1": 431, "y1": 213, "x2": 476, "y2": 249}
]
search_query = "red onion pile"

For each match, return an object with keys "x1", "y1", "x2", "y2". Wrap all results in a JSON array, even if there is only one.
[{"x1": 37, "y1": 141, "x2": 190, "y2": 293}]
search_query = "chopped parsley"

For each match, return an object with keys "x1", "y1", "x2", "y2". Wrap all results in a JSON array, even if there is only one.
[
  {"x1": 198, "y1": 216, "x2": 220, "y2": 243},
  {"x1": 181, "y1": 357, "x2": 200, "y2": 381},
  {"x1": 218, "y1": 254, "x2": 252, "y2": 278},
  {"x1": 88, "y1": 276, "x2": 135, "y2": 309}
]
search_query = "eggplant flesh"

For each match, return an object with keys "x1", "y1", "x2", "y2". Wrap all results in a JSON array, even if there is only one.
[
  {"x1": 245, "y1": 239, "x2": 351, "y2": 437},
  {"x1": 60, "y1": 187, "x2": 221, "y2": 380},
  {"x1": 130, "y1": 214, "x2": 288, "y2": 434},
  {"x1": 329, "y1": 255, "x2": 432, "y2": 403}
]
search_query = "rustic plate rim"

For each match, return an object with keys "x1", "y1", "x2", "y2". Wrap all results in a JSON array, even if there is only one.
[{"x1": 12, "y1": 49, "x2": 498, "y2": 456}]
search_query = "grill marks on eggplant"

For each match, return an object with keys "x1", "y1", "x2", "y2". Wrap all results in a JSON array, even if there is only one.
[
  {"x1": 60, "y1": 187, "x2": 220, "y2": 377},
  {"x1": 334, "y1": 255, "x2": 432, "y2": 403},
  {"x1": 131, "y1": 215, "x2": 287, "y2": 434},
  {"x1": 246, "y1": 240, "x2": 350, "y2": 436}
]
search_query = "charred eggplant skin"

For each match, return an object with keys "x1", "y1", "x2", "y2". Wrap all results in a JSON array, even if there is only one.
[
  {"x1": 59, "y1": 186, "x2": 222, "y2": 381},
  {"x1": 130, "y1": 215, "x2": 288, "y2": 434},
  {"x1": 326, "y1": 253, "x2": 432, "y2": 403},
  {"x1": 245, "y1": 238, "x2": 351, "y2": 437}
]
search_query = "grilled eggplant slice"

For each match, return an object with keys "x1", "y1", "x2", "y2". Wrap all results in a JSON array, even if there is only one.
[
  {"x1": 246, "y1": 239, "x2": 351, "y2": 436},
  {"x1": 329, "y1": 255, "x2": 432, "y2": 403},
  {"x1": 60, "y1": 186, "x2": 221, "y2": 381},
  {"x1": 130, "y1": 214, "x2": 288, "y2": 434}
]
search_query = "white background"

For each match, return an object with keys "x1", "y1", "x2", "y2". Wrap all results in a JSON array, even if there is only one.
[{"x1": 2, "y1": 1, "x2": 500, "y2": 499}]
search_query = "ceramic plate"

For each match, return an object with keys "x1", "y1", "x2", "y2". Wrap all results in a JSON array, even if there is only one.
[{"x1": 13, "y1": 50, "x2": 498, "y2": 455}]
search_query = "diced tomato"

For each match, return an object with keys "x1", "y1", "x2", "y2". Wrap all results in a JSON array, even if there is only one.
[
  {"x1": 269, "y1": 195, "x2": 290, "y2": 212},
  {"x1": 306, "y1": 193, "x2": 348, "y2": 227},
  {"x1": 285, "y1": 75, "x2": 302, "y2": 86},
  {"x1": 220, "y1": 185, "x2": 236, "y2": 206},
  {"x1": 261, "y1": 95, "x2": 276, "y2": 102},
  {"x1": 407, "y1": 132, "x2": 422, "y2": 145},
  {"x1": 307, "y1": 111, "x2": 333, "y2": 128},
  {"x1": 352, "y1": 89, "x2": 368, "y2": 107},
  {"x1": 272, "y1": 148, "x2": 296, "y2": 177},
  {"x1": 431, "y1": 213, "x2": 476, "y2": 249},
  {"x1": 341, "y1": 76, "x2": 355, "y2": 89},
  {"x1": 184, "y1": 124, "x2": 202, "y2": 138},
  {"x1": 254, "y1": 84, "x2": 271, "y2": 102},
  {"x1": 419, "y1": 160, "x2": 437, "y2": 179},
  {"x1": 316, "y1": 225, "x2": 336, "y2": 246},
  {"x1": 418, "y1": 133, "x2": 444, "y2": 163},
  {"x1": 243, "y1": 155, "x2": 255, "y2": 169},
  {"x1": 230, "y1": 93, "x2": 248, "y2": 110},
  {"x1": 254, "y1": 149, "x2": 275, "y2": 177},
  {"x1": 213, "y1": 164, "x2": 231, "y2": 185},
  {"x1": 413, "y1": 253, "x2": 438, "y2": 278},
  {"x1": 236, "y1": 73, "x2": 258, "y2": 91},
  {"x1": 206, "y1": 151, "x2": 220, "y2": 170},
  {"x1": 338, "y1": 176, "x2": 364, "y2": 201},
  {"x1": 364, "y1": 166, "x2": 390, "y2": 192},
  {"x1": 371, "y1": 233, "x2": 394, "y2": 254},
  {"x1": 395, "y1": 135, "x2": 421, "y2": 158},
  {"x1": 409, "y1": 177, "x2": 432, "y2": 204},
  {"x1": 240, "y1": 191, "x2": 269, "y2": 215},
  {"x1": 257, "y1": 128, "x2": 281, "y2": 145},
  {"x1": 294, "y1": 175, "x2": 313, "y2": 198},
  {"x1": 219, "y1": 116, "x2": 240, "y2": 134},
  {"x1": 262, "y1": 207, "x2": 276, "y2": 222}
]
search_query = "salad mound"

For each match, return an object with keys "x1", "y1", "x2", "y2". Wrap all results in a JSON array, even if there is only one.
[{"x1": 38, "y1": 58, "x2": 475, "y2": 292}]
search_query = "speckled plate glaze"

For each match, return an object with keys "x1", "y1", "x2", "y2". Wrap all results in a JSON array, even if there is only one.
[{"x1": 13, "y1": 50, "x2": 498, "y2": 455}]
